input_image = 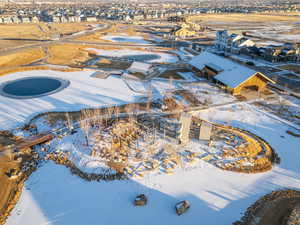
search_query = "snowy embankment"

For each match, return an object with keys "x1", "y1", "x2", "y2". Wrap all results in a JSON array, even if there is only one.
[
  {"x1": 5, "y1": 102, "x2": 300, "y2": 225},
  {"x1": 86, "y1": 48, "x2": 179, "y2": 63}
]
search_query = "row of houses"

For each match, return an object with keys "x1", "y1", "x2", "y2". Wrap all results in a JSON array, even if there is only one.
[
  {"x1": 0, "y1": 15, "x2": 98, "y2": 24},
  {"x1": 215, "y1": 30, "x2": 300, "y2": 62},
  {"x1": 0, "y1": 16, "x2": 39, "y2": 23},
  {"x1": 248, "y1": 44, "x2": 300, "y2": 62}
]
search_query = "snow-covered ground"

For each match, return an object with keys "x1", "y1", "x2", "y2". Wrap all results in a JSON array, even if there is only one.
[
  {"x1": 248, "y1": 23, "x2": 300, "y2": 42},
  {"x1": 5, "y1": 102, "x2": 300, "y2": 225},
  {"x1": 101, "y1": 35, "x2": 151, "y2": 45},
  {"x1": 0, "y1": 70, "x2": 145, "y2": 130},
  {"x1": 86, "y1": 48, "x2": 179, "y2": 63}
]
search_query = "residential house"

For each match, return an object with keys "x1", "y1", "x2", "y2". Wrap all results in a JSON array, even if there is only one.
[
  {"x1": 52, "y1": 16, "x2": 61, "y2": 23},
  {"x1": 261, "y1": 44, "x2": 300, "y2": 62},
  {"x1": 21, "y1": 16, "x2": 31, "y2": 23},
  {"x1": 31, "y1": 16, "x2": 40, "y2": 23},
  {"x1": 215, "y1": 30, "x2": 255, "y2": 53},
  {"x1": 86, "y1": 16, "x2": 97, "y2": 22}
]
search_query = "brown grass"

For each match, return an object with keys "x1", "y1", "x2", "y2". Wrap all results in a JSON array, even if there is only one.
[
  {"x1": 0, "y1": 47, "x2": 45, "y2": 68},
  {"x1": 0, "y1": 146, "x2": 35, "y2": 225},
  {"x1": 0, "y1": 65, "x2": 81, "y2": 76},
  {"x1": 0, "y1": 23, "x2": 93, "y2": 40},
  {"x1": 47, "y1": 44, "x2": 91, "y2": 66},
  {"x1": 0, "y1": 40, "x2": 34, "y2": 51},
  {"x1": 189, "y1": 13, "x2": 300, "y2": 23},
  {"x1": 47, "y1": 44, "x2": 128, "y2": 67}
]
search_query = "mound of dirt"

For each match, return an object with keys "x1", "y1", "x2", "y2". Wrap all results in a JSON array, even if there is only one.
[{"x1": 233, "y1": 189, "x2": 300, "y2": 225}]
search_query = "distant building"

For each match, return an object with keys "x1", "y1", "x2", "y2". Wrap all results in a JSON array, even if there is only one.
[
  {"x1": 172, "y1": 27, "x2": 195, "y2": 38},
  {"x1": 11, "y1": 16, "x2": 21, "y2": 24},
  {"x1": 259, "y1": 44, "x2": 300, "y2": 62},
  {"x1": 215, "y1": 30, "x2": 255, "y2": 53},
  {"x1": 52, "y1": 16, "x2": 61, "y2": 23},
  {"x1": 21, "y1": 17, "x2": 31, "y2": 23},
  {"x1": 86, "y1": 16, "x2": 97, "y2": 22},
  {"x1": 167, "y1": 16, "x2": 185, "y2": 23},
  {"x1": 31, "y1": 16, "x2": 40, "y2": 23}
]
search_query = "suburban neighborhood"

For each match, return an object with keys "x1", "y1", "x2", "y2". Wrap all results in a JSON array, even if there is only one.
[{"x1": 0, "y1": 1, "x2": 299, "y2": 225}]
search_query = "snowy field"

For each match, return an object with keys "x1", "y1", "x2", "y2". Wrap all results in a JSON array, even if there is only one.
[
  {"x1": 0, "y1": 70, "x2": 144, "y2": 130},
  {"x1": 101, "y1": 35, "x2": 151, "y2": 45},
  {"x1": 5, "y1": 102, "x2": 300, "y2": 225},
  {"x1": 87, "y1": 48, "x2": 179, "y2": 63},
  {"x1": 0, "y1": 69, "x2": 207, "y2": 130},
  {"x1": 249, "y1": 23, "x2": 300, "y2": 42}
]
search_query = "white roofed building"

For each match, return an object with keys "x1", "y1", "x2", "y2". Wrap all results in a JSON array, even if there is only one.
[
  {"x1": 127, "y1": 61, "x2": 155, "y2": 76},
  {"x1": 189, "y1": 51, "x2": 275, "y2": 95},
  {"x1": 215, "y1": 30, "x2": 255, "y2": 54}
]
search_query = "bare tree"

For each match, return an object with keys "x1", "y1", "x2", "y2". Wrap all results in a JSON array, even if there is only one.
[
  {"x1": 106, "y1": 106, "x2": 114, "y2": 125},
  {"x1": 80, "y1": 110, "x2": 91, "y2": 146},
  {"x1": 114, "y1": 106, "x2": 120, "y2": 122},
  {"x1": 146, "y1": 89, "x2": 153, "y2": 112},
  {"x1": 65, "y1": 112, "x2": 73, "y2": 131}
]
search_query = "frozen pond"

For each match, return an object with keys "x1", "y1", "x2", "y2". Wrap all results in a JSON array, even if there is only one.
[
  {"x1": 101, "y1": 35, "x2": 151, "y2": 44},
  {"x1": 0, "y1": 76, "x2": 69, "y2": 99},
  {"x1": 87, "y1": 48, "x2": 179, "y2": 63}
]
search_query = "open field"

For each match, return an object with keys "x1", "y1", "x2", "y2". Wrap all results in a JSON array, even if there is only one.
[
  {"x1": 0, "y1": 22, "x2": 99, "y2": 50},
  {"x1": 0, "y1": 47, "x2": 45, "y2": 68},
  {"x1": 0, "y1": 40, "x2": 35, "y2": 51},
  {"x1": 189, "y1": 13, "x2": 300, "y2": 23},
  {"x1": 47, "y1": 44, "x2": 92, "y2": 66},
  {"x1": 0, "y1": 23, "x2": 95, "y2": 40},
  {"x1": 189, "y1": 13, "x2": 300, "y2": 43}
]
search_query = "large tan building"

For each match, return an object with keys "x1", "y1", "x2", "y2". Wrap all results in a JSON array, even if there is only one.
[
  {"x1": 172, "y1": 27, "x2": 196, "y2": 38},
  {"x1": 189, "y1": 51, "x2": 275, "y2": 95}
]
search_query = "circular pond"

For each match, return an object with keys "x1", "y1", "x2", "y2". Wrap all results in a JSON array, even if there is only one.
[{"x1": 0, "y1": 76, "x2": 70, "y2": 99}]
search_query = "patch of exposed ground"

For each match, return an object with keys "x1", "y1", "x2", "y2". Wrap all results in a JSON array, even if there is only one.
[
  {"x1": 0, "y1": 130, "x2": 39, "y2": 225},
  {"x1": 233, "y1": 189, "x2": 300, "y2": 225},
  {"x1": 0, "y1": 47, "x2": 45, "y2": 69}
]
